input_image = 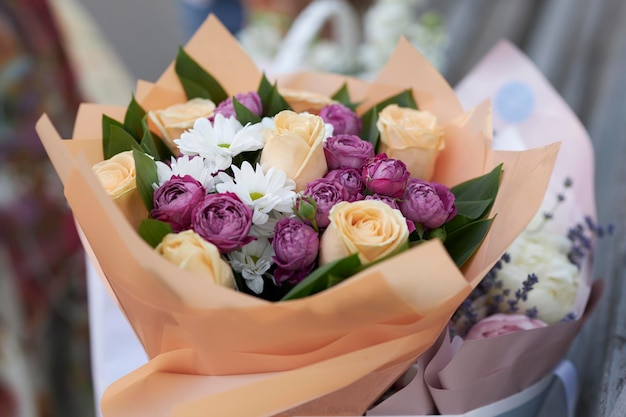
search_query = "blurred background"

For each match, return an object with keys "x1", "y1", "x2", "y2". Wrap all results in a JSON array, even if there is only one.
[{"x1": 0, "y1": 0, "x2": 624, "y2": 416}]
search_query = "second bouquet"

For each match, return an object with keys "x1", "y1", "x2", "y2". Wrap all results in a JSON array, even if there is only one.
[{"x1": 37, "y1": 15, "x2": 559, "y2": 417}]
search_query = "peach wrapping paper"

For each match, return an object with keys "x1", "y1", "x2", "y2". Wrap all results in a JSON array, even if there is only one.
[
  {"x1": 36, "y1": 16, "x2": 559, "y2": 417},
  {"x1": 368, "y1": 41, "x2": 601, "y2": 415}
]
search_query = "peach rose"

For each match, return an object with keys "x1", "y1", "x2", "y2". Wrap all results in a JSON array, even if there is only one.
[
  {"x1": 148, "y1": 98, "x2": 216, "y2": 150},
  {"x1": 156, "y1": 230, "x2": 235, "y2": 288},
  {"x1": 278, "y1": 87, "x2": 336, "y2": 114},
  {"x1": 377, "y1": 104, "x2": 445, "y2": 180},
  {"x1": 92, "y1": 150, "x2": 146, "y2": 228},
  {"x1": 260, "y1": 110, "x2": 328, "y2": 191},
  {"x1": 319, "y1": 200, "x2": 409, "y2": 265}
]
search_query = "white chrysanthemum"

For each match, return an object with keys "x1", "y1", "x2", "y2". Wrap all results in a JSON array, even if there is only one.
[
  {"x1": 228, "y1": 238, "x2": 274, "y2": 294},
  {"x1": 216, "y1": 162, "x2": 296, "y2": 225},
  {"x1": 488, "y1": 228, "x2": 580, "y2": 324},
  {"x1": 250, "y1": 211, "x2": 290, "y2": 238},
  {"x1": 154, "y1": 155, "x2": 217, "y2": 191},
  {"x1": 174, "y1": 114, "x2": 265, "y2": 170}
]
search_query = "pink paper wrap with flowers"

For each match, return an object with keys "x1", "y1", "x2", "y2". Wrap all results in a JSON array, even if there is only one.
[
  {"x1": 368, "y1": 41, "x2": 602, "y2": 416},
  {"x1": 36, "y1": 16, "x2": 559, "y2": 417}
]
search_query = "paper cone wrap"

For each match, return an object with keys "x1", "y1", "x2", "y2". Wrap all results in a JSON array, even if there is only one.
[{"x1": 36, "y1": 16, "x2": 559, "y2": 416}]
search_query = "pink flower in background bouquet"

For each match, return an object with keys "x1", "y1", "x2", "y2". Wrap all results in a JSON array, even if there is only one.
[{"x1": 36, "y1": 16, "x2": 560, "y2": 417}]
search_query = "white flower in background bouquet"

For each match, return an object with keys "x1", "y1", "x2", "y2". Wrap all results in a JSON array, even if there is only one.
[{"x1": 238, "y1": 0, "x2": 449, "y2": 76}]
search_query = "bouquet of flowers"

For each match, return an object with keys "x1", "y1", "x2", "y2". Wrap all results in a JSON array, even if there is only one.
[
  {"x1": 37, "y1": 16, "x2": 559, "y2": 417},
  {"x1": 367, "y1": 41, "x2": 606, "y2": 417}
]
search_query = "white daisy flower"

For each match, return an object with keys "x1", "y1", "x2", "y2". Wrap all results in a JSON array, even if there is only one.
[
  {"x1": 228, "y1": 238, "x2": 274, "y2": 294},
  {"x1": 174, "y1": 114, "x2": 265, "y2": 170},
  {"x1": 250, "y1": 211, "x2": 290, "y2": 238},
  {"x1": 154, "y1": 155, "x2": 217, "y2": 191},
  {"x1": 216, "y1": 162, "x2": 296, "y2": 225}
]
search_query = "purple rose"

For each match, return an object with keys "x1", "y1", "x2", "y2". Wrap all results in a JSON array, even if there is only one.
[
  {"x1": 399, "y1": 178, "x2": 457, "y2": 229},
  {"x1": 210, "y1": 92, "x2": 262, "y2": 122},
  {"x1": 324, "y1": 168, "x2": 365, "y2": 201},
  {"x1": 303, "y1": 178, "x2": 350, "y2": 229},
  {"x1": 191, "y1": 192, "x2": 255, "y2": 253},
  {"x1": 323, "y1": 134, "x2": 374, "y2": 170},
  {"x1": 364, "y1": 194, "x2": 399, "y2": 210},
  {"x1": 272, "y1": 218, "x2": 319, "y2": 285},
  {"x1": 362, "y1": 154, "x2": 410, "y2": 198},
  {"x1": 151, "y1": 175, "x2": 206, "y2": 232},
  {"x1": 319, "y1": 103, "x2": 363, "y2": 136}
]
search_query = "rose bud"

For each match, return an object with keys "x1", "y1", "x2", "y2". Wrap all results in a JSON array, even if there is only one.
[
  {"x1": 272, "y1": 218, "x2": 320, "y2": 285},
  {"x1": 151, "y1": 175, "x2": 206, "y2": 232},
  {"x1": 465, "y1": 314, "x2": 547, "y2": 340},
  {"x1": 361, "y1": 154, "x2": 410, "y2": 198},
  {"x1": 210, "y1": 91, "x2": 263, "y2": 122},
  {"x1": 324, "y1": 168, "x2": 365, "y2": 201},
  {"x1": 319, "y1": 104, "x2": 363, "y2": 136},
  {"x1": 399, "y1": 178, "x2": 456, "y2": 230},
  {"x1": 303, "y1": 178, "x2": 351, "y2": 229},
  {"x1": 293, "y1": 195, "x2": 318, "y2": 224},
  {"x1": 192, "y1": 192, "x2": 255, "y2": 253},
  {"x1": 323, "y1": 134, "x2": 375, "y2": 170}
]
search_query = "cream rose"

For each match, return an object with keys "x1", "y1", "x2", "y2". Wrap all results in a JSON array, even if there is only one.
[
  {"x1": 260, "y1": 110, "x2": 328, "y2": 191},
  {"x1": 377, "y1": 104, "x2": 445, "y2": 181},
  {"x1": 319, "y1": 200, "x2": 409, "y2": 265},
  {"x1": 488, "y1": 228, "x2": 581, "y2": 324},
  {"x1": 93, "y1": 150, "x2": 136, "y2": 198},
  {"x1": 278, "y1": 87, "x2": 336, "y2": 114},
  {"x1": 148, "y1": 98, "x2": 216, "y2": 150},
  {"x1": 92, "y1": 150, "x2": 146, "y2": 228},
  {"x1": 156, "y1": 230, "x2": 235, "y2": 288}
]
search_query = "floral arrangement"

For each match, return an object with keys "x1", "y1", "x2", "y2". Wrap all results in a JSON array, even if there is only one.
[
  {"x1": 91, "y1": 55, "x2": 500, "y2": 303},
  {"x1": 36, "y1": 16, "x2": 559, "y2": 417}
]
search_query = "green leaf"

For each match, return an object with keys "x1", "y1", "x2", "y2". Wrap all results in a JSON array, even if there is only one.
[
  {"x1": 443, "y1": 214, "x2": 473, "y2": 235},
  {"x1": 257, "y1": 73, "x2": 291, "y2": 117},
  {"x1": 140, "y1": 116, "x2": 173, "y2": 161},
  {"x1": 359, "y1": 104, "x2": 380, "y2": 149},
  {"x1": 233, "y1": 97, "x2": 262, "y2": 125},
  {"x1": 444, "y1": 217, "x2": 494, "y2": 267},
  {"x1": 359, "y1": 89, "x2": 418, "y2": 152},
  {"x1": 124, "y1": 96, "x2": 146, "y2": 142},
  {"x1": 102, "y1": 115, "x2": 125, "y2": 159},
  {"x1": 175, "y1": 47, "x2": 228, "y2": 102},
  {"x1": 107, "y1": 125, "x2": 142, "y2": 158},
  {"x1": 330, "y1": 83, "x2": 360, "y2": 110},
  {"x1": 133, "y1": 149, "x2": 158, "y2": 211},
  {"x1": 454, "y1": 199, "x2": 494, "y2": 220},
  {"x1": 451, "y1": 164, "x2": 503, "y2": 219},
  {"x1": 281, "y1": 254, "x2": 362, "y2": 301},
  {"x1": 138, "y1": 219, "x2": 173, "y2": 248}
]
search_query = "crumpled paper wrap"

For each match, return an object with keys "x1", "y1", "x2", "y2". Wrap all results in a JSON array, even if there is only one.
[{"x1": 36, "y1": 16, "x2": 559, "y2": 417}]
